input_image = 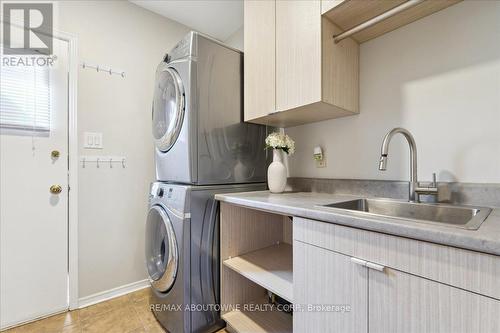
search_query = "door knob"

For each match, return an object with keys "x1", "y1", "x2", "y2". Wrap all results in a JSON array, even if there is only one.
[
  {"x1": 51, "y1": 150, "x2": 60, "y2": 158},
  {"x1": 50, "y1": 185, "x2": 63, "y2": 194}
]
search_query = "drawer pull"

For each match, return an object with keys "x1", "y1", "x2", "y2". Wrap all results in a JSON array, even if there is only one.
[
  {"x1": 366, "y1": 262, "x2": 385, "y2": 272},
  {"x1": 351, "y1": 257, "x2": 385, "y2": 272},
  {"x1": 350, "y1": 257, "x2": 367, "y2": 266}
]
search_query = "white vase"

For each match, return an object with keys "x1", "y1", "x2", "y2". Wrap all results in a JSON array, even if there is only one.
[{"x1": 267, "y1": 149, "x2": 287, "y2": 193}]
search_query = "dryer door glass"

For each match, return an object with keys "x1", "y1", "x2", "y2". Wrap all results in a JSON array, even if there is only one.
[
  {"x1": 145, "y1": 205, "x2": 178, "y2": 293},
  {"x1": 152, "y1": 67, "x2": 184, "y2": 152}
]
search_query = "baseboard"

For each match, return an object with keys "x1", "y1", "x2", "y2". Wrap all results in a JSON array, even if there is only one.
[{"x1": 78, "y1": 279, "x2": 150, "y2": 309}]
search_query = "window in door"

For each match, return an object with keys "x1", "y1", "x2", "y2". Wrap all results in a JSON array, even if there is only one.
[{"x1": 0, "y1": 60, "x2": 51, "y2": 132}]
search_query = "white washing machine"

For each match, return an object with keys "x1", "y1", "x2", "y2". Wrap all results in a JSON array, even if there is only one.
[{"x1": 152, "y1": 31, "x2": 268, "y2": 185}]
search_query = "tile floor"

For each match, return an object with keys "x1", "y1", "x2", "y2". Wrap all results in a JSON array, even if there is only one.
[{"x1": 4, "y1": 288, "x2": 227, "y2": 333}]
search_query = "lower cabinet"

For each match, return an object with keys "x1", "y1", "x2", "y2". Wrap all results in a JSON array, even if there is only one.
[
  {"x1": 294, "y1": 241, "x2": 367, "y2": 333},
  {"x1": 369, "y1": 268, "x2": 500, "y2": 333},
  {"x1": 219, "y1": 206, "x2": 500, "y2": 333},
  {"x1": 294, "y1": 238, "x2": 500, "y2": 333}
]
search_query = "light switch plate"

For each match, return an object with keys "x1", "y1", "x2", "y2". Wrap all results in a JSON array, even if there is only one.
[{"x1": 84, "y1": 132, "x2": 103, "y2": 149}]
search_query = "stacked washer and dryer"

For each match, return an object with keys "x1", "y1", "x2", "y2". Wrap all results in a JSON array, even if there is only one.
[{"x1": 145, "y1": 32, "x2": 268, "y2": 333}]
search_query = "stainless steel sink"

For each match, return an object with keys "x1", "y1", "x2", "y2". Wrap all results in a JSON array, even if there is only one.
[{"x1": 321, "y1": 198, "x2": 492, "y2": 230}]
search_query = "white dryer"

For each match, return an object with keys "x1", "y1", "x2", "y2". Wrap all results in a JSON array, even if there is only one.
[{"x1": 152, "y1": 32, "x2": 268, "y2": 185}]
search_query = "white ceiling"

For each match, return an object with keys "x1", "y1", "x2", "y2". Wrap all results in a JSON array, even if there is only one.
[{"x1": 130, "y1": 0, "x2": 243, "y2": 41}]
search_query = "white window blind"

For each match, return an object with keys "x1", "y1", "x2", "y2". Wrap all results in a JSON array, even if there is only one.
[{"x1": 0, "y1": 63, "x2": 51, "y2": 132}]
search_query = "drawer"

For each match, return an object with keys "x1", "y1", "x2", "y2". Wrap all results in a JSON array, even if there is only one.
[{"x1": 294, "y1": 217, "x2": 500, "y2": 300}]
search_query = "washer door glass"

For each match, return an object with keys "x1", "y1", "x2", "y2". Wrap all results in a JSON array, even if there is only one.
[
  {"x1": 152, "y1": 67, "x2": 184, "y2": 152},
  {"x1": 145, "y1": 205, "x2": 178, "y2": 293}
]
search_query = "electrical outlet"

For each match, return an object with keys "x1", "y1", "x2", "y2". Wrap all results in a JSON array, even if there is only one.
[{"x1": 316, "y1": 159, "x2": 326, "y2": 168}]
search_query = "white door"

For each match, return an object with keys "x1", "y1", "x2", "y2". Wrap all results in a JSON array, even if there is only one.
[{"x1": 0, "y1": 38, "x2": 70, "y2": 329}]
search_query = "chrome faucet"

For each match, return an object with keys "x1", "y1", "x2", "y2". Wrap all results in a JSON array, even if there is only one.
[{"x1": 379, "y1": 128, "x2": 437, "y2": 202}]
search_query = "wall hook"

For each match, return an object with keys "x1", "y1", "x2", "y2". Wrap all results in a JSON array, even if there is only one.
[
  {"x1": 80, "y1": 61, "x2": 125, "y2": 78},
  {"x1": 79, "y1": 156, "x2": 125, "y2": 167}
]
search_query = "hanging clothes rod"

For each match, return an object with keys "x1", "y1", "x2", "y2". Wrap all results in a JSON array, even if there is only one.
[
  {"x1": 80, "y1": 61, "x2": 126, "y2": 78},
  {"x1": 333, "y1": 0, "x2": 425, "y2": 43}
]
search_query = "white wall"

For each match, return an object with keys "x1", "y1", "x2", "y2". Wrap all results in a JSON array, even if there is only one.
[
  {"x1": 58, "y1": 1, "x2": 190, "y2": 298},
  {"x1": 225, "y1": 26, "x2": 243, "y2": 51},
  {"x1": 287, "y1": 1, "x2": 500, "y2": 184}
]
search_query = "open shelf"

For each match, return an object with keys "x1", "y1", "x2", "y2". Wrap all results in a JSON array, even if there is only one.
[
  {"x1": 222, "y1": 308, "x2": 292, "y2": 333},
  {"x1": 323, "y1": 0, "x2": 461, "y2": 43},
  {"x1": 223, "y1": 243, "x2": 293, "y2": 303}
]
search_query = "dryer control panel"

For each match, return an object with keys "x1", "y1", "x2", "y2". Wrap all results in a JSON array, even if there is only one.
[{"x1": 168, "y1": 32, "x2": 193, "y2": 62}]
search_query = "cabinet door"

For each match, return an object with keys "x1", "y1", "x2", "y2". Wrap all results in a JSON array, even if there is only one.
[
  {"x1": 276, "y1": 0, "x2": 322, "y2": 111},
  {"x1": 244, "y1": 0, "x2": 275, "y2": 122},
  {"x1": 369, "y1": 267, "x2": 500, "y2": 333},
  {"x1": 294, "y1": 241, "x2": 368, "y2": 333}
]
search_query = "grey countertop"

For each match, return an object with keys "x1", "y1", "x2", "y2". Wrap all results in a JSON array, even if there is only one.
[{"x1": 215, "y1": 191, "x2": 500, "y2": 256}]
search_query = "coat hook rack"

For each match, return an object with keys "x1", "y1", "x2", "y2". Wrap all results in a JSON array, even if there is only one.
[
  {"x1": 80, "y1": 61, "x2": 125, "y2": 78},
  {"x1": 80, "y1": 156, "x2": 126, "y2": 168}
]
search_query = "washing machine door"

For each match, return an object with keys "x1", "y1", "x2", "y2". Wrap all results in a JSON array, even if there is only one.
[
  {"x1": 152, "y1": 66, "x2": 185, "y2": 152},
  {"x1": 145, "y1": 205, "x2": 178, "y2": 293}
]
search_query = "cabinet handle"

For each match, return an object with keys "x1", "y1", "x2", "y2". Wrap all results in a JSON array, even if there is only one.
[
  {"x1": 350, "y1": 257, "x2": 385, "y2": 272},
  {"x1": 366, "y1": 262, "x2": 385, "y2": 272},
  {"x1": 350, "y1": 257, "x2": 367, "y2": 266}
]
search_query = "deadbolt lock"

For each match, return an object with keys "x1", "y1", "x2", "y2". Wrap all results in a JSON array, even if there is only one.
[
  {"x1": 51, "y1": 150, "x2": 60, "y2": 158},
  {"x1": 50, "y1": 185, "x2": 62, "y2": 194}
]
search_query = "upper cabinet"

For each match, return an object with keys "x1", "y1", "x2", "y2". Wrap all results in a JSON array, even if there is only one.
[
  {"x1": 243, "y1": 0, "x2": 276, "y2": 122},
  {"x1": 244, "y1": 0, "x2": 462, "y2": 128},
  {"x1": 244, "y1": 0, "x2": 359, "y2": 128},
  {"x1": 275, "y1": 1, "x2": 322, "y2": 114}
]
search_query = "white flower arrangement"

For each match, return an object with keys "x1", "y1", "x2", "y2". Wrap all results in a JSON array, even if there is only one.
[{"x1": 265, "y1": 132, "x2": 295, "y2": 155}]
